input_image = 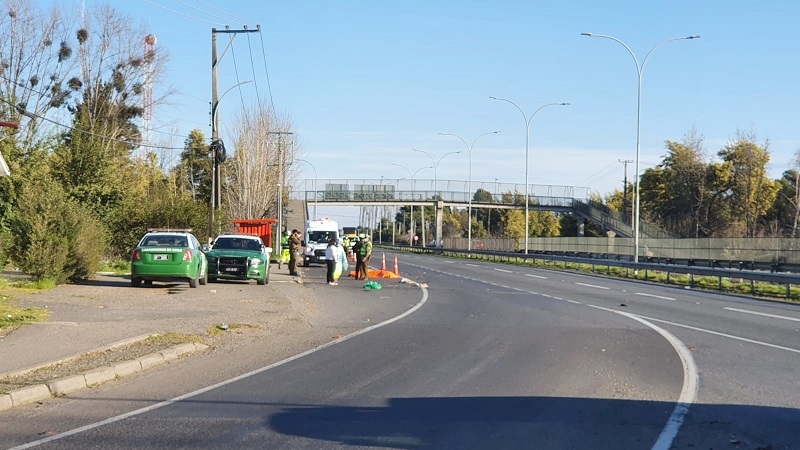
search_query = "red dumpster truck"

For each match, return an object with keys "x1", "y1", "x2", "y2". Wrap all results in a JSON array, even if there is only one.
[{"x1": 233, "y1": 218, "x2": 278, "y2": 249}]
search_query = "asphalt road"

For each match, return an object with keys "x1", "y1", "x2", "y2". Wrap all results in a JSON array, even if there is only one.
[{"x1": 5, "y1": 253, "x2": 800, "y2": 449}]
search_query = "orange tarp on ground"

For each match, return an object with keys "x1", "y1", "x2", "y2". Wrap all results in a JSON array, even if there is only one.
[{"x1": 349, "y1": 268, "x2": 400, "y2": 279}]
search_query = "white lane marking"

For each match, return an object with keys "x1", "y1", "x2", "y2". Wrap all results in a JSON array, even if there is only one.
[
  {"x1": 525, "y1": 274, "x2": 547, "y2": 279},
  {"x1": 444, "y1": 260, "x2": 455, "y2": 264},
  {"x1": 575, "y1": 282, "x2": 610, "y2": 290},
  {"x1": 10, "y1": 287, "x2": 431, "y2": 450},
  {"x1": 588, "y1": 305, "x2": 698, "y2": 450},
  {"x1": 466, "y1": 263, "x2": 479, "y2": 267},
  {"x1": 494, "y1": 268, "x2": 513, "y2": 273},
  {"x1": 566, "y1": 299, "x2": 582, "y2": 304},
  {"x1": 724, "y1": 307, "x2": 800, "y2": 323},
  {"x1": 635, "y1": 313, "x2": 800, "y2": 355},
  {"x1": 635, "y1": 293, "x2": 676, "y2": 301}
]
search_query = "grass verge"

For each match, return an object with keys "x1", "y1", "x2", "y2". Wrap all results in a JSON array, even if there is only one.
[
  {"x1": 0, "y1": 278, "x2": 51, "y2": 331},
  {"x1": 207, "y1": 323, "x2": 260, "y2": 336},
  {"x1": 451, "y1": 253, "x2": 800, "y2": 303}
]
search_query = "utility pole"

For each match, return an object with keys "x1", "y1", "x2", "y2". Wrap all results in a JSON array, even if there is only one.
[
  {"x1": 619, "y1": 159, "x2": 634, "y2": 225},
  {"x1": 209, "y1": 25, "x2": 259, "y2": 240},
  {"x1": 269, "y1": 131, "x2": 293, "y2": 257}
]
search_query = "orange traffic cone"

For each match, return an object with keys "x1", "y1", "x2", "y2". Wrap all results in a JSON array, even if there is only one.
[
  {"x1": 381, "y1": 252, "x2": 386, "y2": 271},
  {"x1": 393, "y1": 255, "x2": 400, "y2": 276}
]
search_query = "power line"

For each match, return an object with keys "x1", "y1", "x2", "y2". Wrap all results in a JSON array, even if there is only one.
[
  {"x1": 578, "y1": 161, "x2": 618, "y2": 186},
  {"x1": 246, "y1": 33, "x2": 261, "y2": 105},
  {"x1": 141, "y1": 0, "x2": 221, "y2": 25},
  {"x1": 173, "y1": 0, "x2": 236, "y2": 24},
  {"x1": 1, "y1": 94, "x2": 191, "y2": 151},
  {"x1": 192, "y1": 0, "x2": 254, "y2": 26},
  {"x1": 0, "y1": 72, "x2": 202, "y2": 144},
  {"x1": 257, "y1": 29, "x2": 275, "y2": 111},
  {"x1": 228, "y1": 41, "x2": 247, "y2": 107}
]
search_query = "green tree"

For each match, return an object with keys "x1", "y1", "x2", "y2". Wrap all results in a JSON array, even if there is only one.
[
  {"x1": 173, "y1": 129, "x2": 212, "y2": 203},
  {"x1": 717, "y1": 133, "x2": 780, "y2": 237},
  {"x1": 51, "y1": 86, "x2": 135, "y2": 221},
  {"x1": 765, "y1": 169, "x2": 798, "y2": 236},
  {"x1": 529, "y1": 210, "x2": 560, "y2": 237},
  {"x1": 640, "y1": 132, "x2": 710, "y2": 237},
  {"x1": 468, "y1": 216, "x2": 489, "y2": 238},
  {"x1": 502, "y1": 209, "x2": 525, "y2": 239}
]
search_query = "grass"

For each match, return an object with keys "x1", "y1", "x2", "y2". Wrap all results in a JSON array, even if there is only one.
[
  {"x1": 99, "y1": 259, "x2": 131, "y2": 275},
  {"x1": 206, "y1": 323, "x2": 260, "y2": 336},
  {"x1": 0, "y1": 277, "x2": 52, "y2": 331},
  {"x1": 144, "y1": 332, "x2": 203, "y2": 345},
  {"x1": 453, "y1": 252, "x2": 800, "y2": 303}
]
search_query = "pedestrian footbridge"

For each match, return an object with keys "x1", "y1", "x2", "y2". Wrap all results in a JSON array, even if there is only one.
[{"x1": 291, "y1": 179, "x2": 672, "y2": 244}]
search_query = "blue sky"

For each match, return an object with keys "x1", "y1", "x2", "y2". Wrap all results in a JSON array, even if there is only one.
[{"x1": 52, "y1": 1, "x2": 800, "y2": 223}]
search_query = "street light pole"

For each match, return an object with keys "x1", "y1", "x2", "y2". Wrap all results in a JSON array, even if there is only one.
[
  {"x1": 439, "y1": 131, "x2": 500, "y2": 251},
  {"x1": 412, "y1": 149, "x2": 462, "y2": 247},
  {"x1": 489, "y1": 97, "x2": 569, "y2": 254},
  {"x1": 582, "y1": 32, "x2": 699, "y2": 263},
  {"x1": 295, "y1": 158, "x2": 318, "y2": 219},
  {"x1": 392, "y1": 163, "x2": 432, "y2": 246}
]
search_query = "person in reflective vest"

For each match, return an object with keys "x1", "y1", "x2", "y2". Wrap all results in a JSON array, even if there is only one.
[
  {"x1": 357, "y1": 235, "x2": 372, "y2": 280},
  {"x1": 279, "y1": 230, "x2": 290, "y2": 268}
]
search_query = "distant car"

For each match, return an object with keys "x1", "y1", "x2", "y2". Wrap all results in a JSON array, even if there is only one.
[
  {"x1": 131, "y1": 229, "x2": 208, "y2": 288},
  {"x1": 203, "y1": 234, "x2": 272, "y2": 285}
]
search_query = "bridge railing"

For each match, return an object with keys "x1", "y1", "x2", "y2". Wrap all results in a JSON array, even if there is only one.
[{"x1": 292, "y1": 178, "x2": 590, "y2": 202}]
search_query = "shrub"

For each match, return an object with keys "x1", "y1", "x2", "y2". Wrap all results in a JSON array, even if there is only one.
[{"x1": 8, "y1": 176, "x2": 108, "y2": 283}]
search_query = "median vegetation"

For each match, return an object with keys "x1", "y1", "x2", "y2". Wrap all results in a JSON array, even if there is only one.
[{"x1": 437, "y1": 251, "x2": 800, "y2": 303}]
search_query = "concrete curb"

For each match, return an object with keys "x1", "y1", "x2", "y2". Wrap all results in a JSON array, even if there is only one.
[
  {"x1": 0, "y1": 333, "x2": 158, "y2": 380},
  {"x1": 0, "y1": 342, "x2": 208, "y2": 412}
]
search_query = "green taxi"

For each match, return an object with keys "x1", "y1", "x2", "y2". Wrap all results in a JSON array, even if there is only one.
[
  {"x1": 203, "y1": 234, "x2": 272, "y2": 284},
  {"x1": 130, "y1": 229, "x2": 208, "y2": 288}
]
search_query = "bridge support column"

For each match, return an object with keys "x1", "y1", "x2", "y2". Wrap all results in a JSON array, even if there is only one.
[{"x1": 435, "y1": 200, "x2": 444, "y2": 248}]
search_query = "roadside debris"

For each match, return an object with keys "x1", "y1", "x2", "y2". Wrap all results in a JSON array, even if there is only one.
[{"x1": 363, "y1": 281, "x2": 382, "y2": 290}]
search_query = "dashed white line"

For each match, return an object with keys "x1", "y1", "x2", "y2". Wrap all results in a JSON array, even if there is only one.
[
  {"x1": 724, "y1": 307, "x2": 800, "y2": 323},
  {"x1": 524, "y1": 274, "x2": 547, "y2": 279},
  {"x1": 635, "y1": 293, "x2": 676, "y2": 301},
  {"x1": 466, "y1": 263, "x2": 479, "y2": 267},
  {"x1": 494, "y1": 268, "x2": 513, "y2": 273},
  {"x1": 575, "y1": 282, "x2": 610, "y2": 290}
]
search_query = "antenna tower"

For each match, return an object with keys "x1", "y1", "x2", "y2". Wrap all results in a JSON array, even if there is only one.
[{"x1": 142, "y1": 34, "x2": 156, "y2": 158}]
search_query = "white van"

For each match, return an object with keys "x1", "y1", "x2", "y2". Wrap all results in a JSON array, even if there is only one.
[{"x1": 303, "y1": 218, "x2": 339, "y2": 266}]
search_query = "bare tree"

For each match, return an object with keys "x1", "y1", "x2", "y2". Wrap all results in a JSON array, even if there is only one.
[
  {"x1": 223, "y1": 103, "x2": 300, "y2": 221},
  {"x1": 72, "y1": 4, "x2": 171, "y2": 149},
  {"x1": 0, "y1": 0, "x2": 80, "y2": 147},
  {"x1": 791, "y1": 148, "x2": 800, "y2": 237}
]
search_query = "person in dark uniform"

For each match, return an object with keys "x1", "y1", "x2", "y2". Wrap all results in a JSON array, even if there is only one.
[{"x1": 288, "y1": 229, "x2": 302, "y2": 276}]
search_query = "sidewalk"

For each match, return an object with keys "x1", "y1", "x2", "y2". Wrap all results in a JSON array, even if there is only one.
[{"x1": 0, "y1": 260, "x2": 421, "y2": 412}]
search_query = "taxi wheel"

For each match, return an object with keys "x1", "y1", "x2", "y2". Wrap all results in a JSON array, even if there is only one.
[
  {"x1": 199, "y1": 269, "x2": 208, "y2": 286},
  {"x1": 131, "y1": 276, "x2": 142, "y2": 287},
  {"x1": 189, "y1": 274, "x2": 199, "y2": 288}
]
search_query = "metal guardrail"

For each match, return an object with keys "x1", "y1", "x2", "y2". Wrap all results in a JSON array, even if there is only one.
[{"x1": 379, "y1": 244, "x2": 800, "y2": 300}]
